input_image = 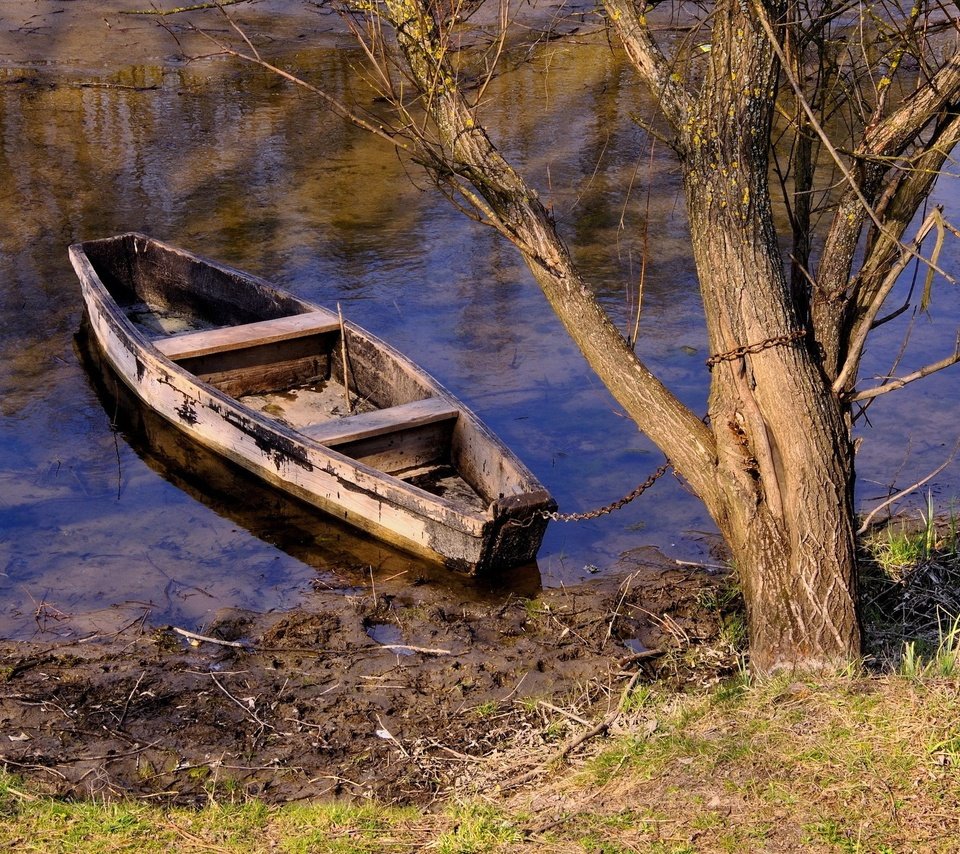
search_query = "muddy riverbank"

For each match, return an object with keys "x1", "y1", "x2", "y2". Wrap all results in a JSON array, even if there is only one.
[{"x1": 0, "y1": 559, "x2": 731, "y2": 804}]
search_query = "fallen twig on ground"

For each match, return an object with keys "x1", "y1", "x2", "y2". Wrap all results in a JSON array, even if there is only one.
[{"x1": 170, "y1": 626, "x2": 249, "y2": 650}]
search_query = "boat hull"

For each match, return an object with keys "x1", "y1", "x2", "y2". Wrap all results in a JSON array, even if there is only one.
[{"x1": 71, "y1": 234, "x2": 553, "y2": 573}]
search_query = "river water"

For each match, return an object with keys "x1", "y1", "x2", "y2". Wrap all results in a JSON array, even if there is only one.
[{"x1": 1, "y1": 1, "x2": 958, "y2": 639}]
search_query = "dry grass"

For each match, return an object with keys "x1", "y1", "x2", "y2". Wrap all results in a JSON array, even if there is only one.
[
  {"x1": 501, "y1": 674, "x2": 960, "y2": 852},
  {"x1": 3, "y1": 673, "x2": 960, "y2": 852}
]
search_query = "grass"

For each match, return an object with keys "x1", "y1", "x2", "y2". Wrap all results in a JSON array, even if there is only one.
[
  {"x1": 901, "y1": 611, "x2": 960, "y2": 678},
  {"x1": 563, "y1": 674, "x2": 960, "y2": 852},
  {"x1": 860, "y1": 504, "x2": 960, "y2": 669},
  {"x1": 472, "y1": 700, "x2": 501, "y2": 719},
  {"x1": 4, "y1": 673, "x2": 960, "y2": 852},
  {"x1": 864, "y1": 492, "x2": 947, "y2": 582}
]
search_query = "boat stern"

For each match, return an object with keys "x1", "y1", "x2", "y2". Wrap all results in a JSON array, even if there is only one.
[{"x1": 469, "y1": 490, "x2": 555, "y2": 575}]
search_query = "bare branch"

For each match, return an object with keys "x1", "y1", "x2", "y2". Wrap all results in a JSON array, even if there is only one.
[
  {"x1": 603, "y1": 0, "x2": 695, "y2": 147},
  {"x1": 833, "y1": 207, "x2": 942, "y2": 393},
  {"x1": 122, "y1": 0, "x2": 251, "y2": 14},
  {"x1": 857, "y1": 446, "x2": 959, "y2": 535},
  {"x1": 862, "y1": 50, "x2": 960, "y2": 161},
  {"x1": 752, "y1": 0, "x2": 957, "y2": 297},
  {"x1": 852, "y1": 110, "x2": 960, "y2": 317},
  {"x1": 846, "y1": 342, "x2": 960, "y2": 403},
  {"x1": 216, "y1": 0, "x2": 263, "y2": 63},
  {"x1": 472, "y1": 0, "x2": 510, "y2": 109}
]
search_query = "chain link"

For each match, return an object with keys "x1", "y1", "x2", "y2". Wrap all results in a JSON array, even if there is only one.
[
  {"x1": 706, "y1": 328, "x2": 807, "y2": 369},
  {"x1": 514, "y1": 461, "x2": 672, "y2": 526}
]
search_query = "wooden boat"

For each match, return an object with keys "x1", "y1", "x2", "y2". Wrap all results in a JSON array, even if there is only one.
[{"x1": 70, "y1": 233, "x2": 554, "y2": 574}]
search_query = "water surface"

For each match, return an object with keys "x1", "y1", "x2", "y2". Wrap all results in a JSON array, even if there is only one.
[{"x1": 1, "y1": 2, "x2": 958, "y2": 639}]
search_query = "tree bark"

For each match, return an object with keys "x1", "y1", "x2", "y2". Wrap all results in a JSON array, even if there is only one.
[{"x1": 608, "y1": 0, "x2": 863, "y2": 670}]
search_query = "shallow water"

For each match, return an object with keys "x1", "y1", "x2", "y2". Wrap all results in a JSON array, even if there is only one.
[{"x1": 1, "y1": 2, "x2": 958, "y2": 640}]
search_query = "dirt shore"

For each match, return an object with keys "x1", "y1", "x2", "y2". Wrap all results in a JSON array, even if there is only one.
[
  {"x1": 0, "y1": 1, "x2": 347, "y2": 73},
  {"x1": 0, "y1": 558, "x2": 729, "y2": 804}
]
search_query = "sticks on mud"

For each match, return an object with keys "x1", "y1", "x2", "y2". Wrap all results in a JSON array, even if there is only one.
[
  {"x1": 504, "y1": 670, "x2": 649, "y2": 790},
  {"x1": 170, "y1": 626, "x2": 249, "y2": 650},
  {"x1": 117, "y1": 671, "x2": 146, "y2": 729},
  {"x1": 379, "y1": 643, "x2": 453, "y2": 656},
  {"x1": 537, "y1": 700, "x2": 590, "y2": 726},
  {"x1": 209, "y1": 673, "x2": 272, "y2": 731}
]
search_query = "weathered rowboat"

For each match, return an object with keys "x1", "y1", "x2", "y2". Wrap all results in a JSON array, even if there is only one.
[{"x1": 70, "y1": 233, "x2": 554, "y2": 574}]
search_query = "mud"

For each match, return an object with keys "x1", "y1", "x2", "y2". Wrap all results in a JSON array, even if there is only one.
[{"x1": 0, "y1": 557, "x2": 730, "y2": 805}]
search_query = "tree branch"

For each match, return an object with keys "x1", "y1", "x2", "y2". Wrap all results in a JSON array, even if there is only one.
[
  {"x1": 862, "y1": 50, "x2": 960, "y2": 161},
  {"x1": 603, "y1": 0, "x2": 695, "y2": 148},
  {"x1": 846, "y1": 343, "x2": 960, "y2": 403},
  {"x1": 752, "y1": 0, "x2": 957, "y2": 296},
  {"x1": 832, "y1": 207, "x2": 942, "y2": 393},
  {"x1": 857, "y1": 448, "x2": 958, "y2": 535},
  {"x1": 851, "y1": 110, "x2": 960, "y2": 320}
]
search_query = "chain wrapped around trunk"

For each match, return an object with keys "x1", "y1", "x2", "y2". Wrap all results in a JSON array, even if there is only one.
[{"x1": 706, "y1": 328, "x2": 807, "y2": 369}]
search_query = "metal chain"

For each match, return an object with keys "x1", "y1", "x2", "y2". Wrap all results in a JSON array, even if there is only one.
[
  {"x1": 537, "y1": 461, "x2": 672, "y2": 524},
  {"x1": 706, "y1": 328, "x2": 807, "y2": 369},
  {"x1": 512, "y1": 329, "x2": 803, "y2": 528}
]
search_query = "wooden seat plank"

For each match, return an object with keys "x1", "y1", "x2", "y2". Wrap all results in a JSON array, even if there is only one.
[
  {"x1": 301, "y1": 397, "x2": 460, "y2": 446},
  {"x1": 154, "y1": 311, "x2": 340, "y2": 361}
]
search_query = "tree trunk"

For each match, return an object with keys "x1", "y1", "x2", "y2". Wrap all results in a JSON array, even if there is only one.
[
  {"x1": 688, "y1": 191, "x2": 862, "y2": 670},
  {"x1": 681, "y1": 0, "x2": 861, "y2": 671}
]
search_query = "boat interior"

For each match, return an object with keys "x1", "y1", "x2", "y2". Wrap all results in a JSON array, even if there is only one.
[{"x1": 81, "y1": 235, "x2": 493, "y2": 511}]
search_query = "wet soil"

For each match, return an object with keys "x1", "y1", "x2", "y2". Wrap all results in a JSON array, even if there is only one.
[{"x1": 0, "y1": 556, "x2": 729, "y2": 805}]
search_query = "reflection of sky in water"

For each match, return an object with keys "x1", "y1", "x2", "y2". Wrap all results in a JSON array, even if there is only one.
[{"x1": 0, "y1": 28, "x2": 958, "y2": 638}]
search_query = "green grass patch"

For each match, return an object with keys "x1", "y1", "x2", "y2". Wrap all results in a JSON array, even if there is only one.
[{"x1": 432, "y1": 803, "x2": 524, "y2": 853}]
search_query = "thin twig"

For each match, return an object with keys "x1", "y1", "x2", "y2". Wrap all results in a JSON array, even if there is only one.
[
  {"x1": 498, "y1": 672, "x2": 528, "y2": 703},
  {"x1": 847, "y1": 345, "x2": 960, "y2": 402},
  {"x1": 752, "y1": 0, "x2": 956, "y2": 287},
  {"x1": 605, "y1": 573, "x2": 636, "y2": 648},
  {"x1": 209, "y1": 673, "x2": 272, "y2": 730},
  {"x1": 337, "y1": 303, "x2": 352, "y2": 413},
  {"x1": 857, "y1": 444, "x2": 959, "y2": 534},
  {"x1": 117, "y1": 671, "x2": 146, "y2": 729},
  {"x1": 374, "y1": 714, "x2": 409, "y2": 757},
  {"x1": 378, "y1": 643, "x2": 453, "y2": 656},
  {"x1": 123, "y1": 0, "x2": 250, "y2": 14},
  {"x1": 189, "y1": 25, "x2": 405, "y2": 149},
  {"x1": 536, "y1": 700, "x2": 590, "y2": 726},
  {"x1": 170, "y1": 626, "x2": 249, "y2": 649},
  {"x1": 833, "y1": 209, "x2": 942, "y2": 393}
]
